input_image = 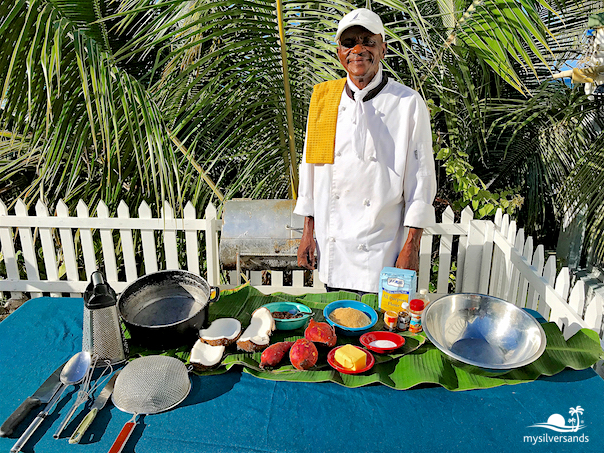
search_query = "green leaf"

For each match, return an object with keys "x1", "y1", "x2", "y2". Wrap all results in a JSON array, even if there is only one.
[{"x1": 125, "y1": 285, "x2": 604, "y2": 391}]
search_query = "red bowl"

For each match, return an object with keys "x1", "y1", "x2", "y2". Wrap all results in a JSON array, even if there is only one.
[
  {"x1": 327, "y1": 346, "x2": 375, "y2": 374},
  {"x1": 359, "y1": 331, "x2": 405, "y2": 353}
]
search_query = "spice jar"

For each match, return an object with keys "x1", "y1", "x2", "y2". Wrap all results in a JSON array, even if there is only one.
[
  {"x1": 384, "y1": 311, "x2": 398, "y2": 331},
  {"x1": 397, "y1": 302, "x2": 410, "y2": 331},
  {"x1": 408, "y1": 298, "x2": 425, "y2": 333}
]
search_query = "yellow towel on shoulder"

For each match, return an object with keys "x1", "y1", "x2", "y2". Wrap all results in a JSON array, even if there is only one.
[{"x1": 306, "y1": 78, "x2": 347, "y2": 164}]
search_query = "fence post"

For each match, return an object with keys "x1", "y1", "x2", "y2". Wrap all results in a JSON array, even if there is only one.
[
  {"x1": 584, "y1": 292, "x2": 603, "y2": 344},
  {"x1": 548, "y1": 266, "x2": 570, "y2": 328},
  {"x1": 77, "y1": 200, "x2": 97, "y2": 279},
  {"x1": 272, "y1": 271, "x2": 284, "y2": 288},
  {"x1": 478, "y1": 220, "x2": 494, "y2": 294},
  {"x1": 436, "y1": 207, "x2": 454, "y2": 294},
  {"x1": 139, "y1": 201, "x2": 158, "y2": 274},
  {"x1": 97, "y1": 201, "x2": 119, "y2": 284},
  {"x1": 538, "y1": 255, "x2": 556, "y2": 319},
  {"x1": 462, "y1": 219, "x2": 491, "y2": 293},
  {"x1": 205, "y1": 202, "x2": 220, "y2": 286},
  {"x1": 506, "y1": 227, "x2": 524, "y2": 306},
  {"x1": 418, "y1": 226, "x2": 432, "y2": 291},
  {"x1": 455, "y1": 206, "x2": 473, "y2": 292},
  {"x1": 500, "y1": 220, "x2": 517, "y2": 300},
  {"x1": 491, "y1": 214, "x2": 510, "y2": 299},
  {"x1": 562, "y1": 280, "x2": 586, "y2": 339},
  {"x1": 184, "y1": 202, "x2": 200, "y2": 275},
  {"x1": 56, "y1": 200, "x2": 80, "y2": 298},
  {"x1": 162, "y1": 201, "x2": 179, "y2": 270},
  {"x1": 15, "y1": 200, "x2": 42, "y2": 298},
  {"x1": 527, "y1": 245, "x2": 545, "y2": 311},
  {"x1": 313, "y1": 270, "x2": 323, "y2": 289},
  {"x1": 35, "y1": 200, "x2": 61, "y2": 297},
  {"x1": 118, "y1": 200, "x2": 138, "y2": 283},
  {"x1": 0, "y1": 200, "x2": 23, "y2": 300},
  {"x1": 516, "y1": 235, "x2": 533, "y2": 308}
]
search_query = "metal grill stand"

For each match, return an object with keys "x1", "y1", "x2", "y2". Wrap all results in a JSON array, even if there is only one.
[{"x1": 219, "y1": 200, "x2": 306, "y2": 283}]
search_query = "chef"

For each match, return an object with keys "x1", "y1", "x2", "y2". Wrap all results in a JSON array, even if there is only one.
[{"x1": 294, "y1": 8, "x2": 437, "y2": 295}]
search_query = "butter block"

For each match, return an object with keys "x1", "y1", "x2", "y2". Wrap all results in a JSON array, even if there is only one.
[{"x1": 334, "y1": 344, "x2": 366, "y2": 370}]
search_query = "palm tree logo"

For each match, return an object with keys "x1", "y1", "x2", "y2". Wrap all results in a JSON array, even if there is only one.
[
  {"x1": 529, "y1": 406, "x2": 585, "y2": 432},
  {"x1": 568, "y1": 406, "x2": 584, "y2": 432}
]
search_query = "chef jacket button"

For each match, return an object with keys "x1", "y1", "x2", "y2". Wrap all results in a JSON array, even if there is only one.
[
  {"x1": 334, "y1": 194, "x2": 340, "y2": 199},
  {"x1": 336, "y1": 151, "x2": 342, "y2": 157},
  {"x1": 358, "y1": 244, "x2": 367, "y2": 251},
  {"x1": 363, "y1": 199, "x2": 370, "y2": 206},
  {"x1": 329, "y1": 237, "x2": 336, "y2": 242}
]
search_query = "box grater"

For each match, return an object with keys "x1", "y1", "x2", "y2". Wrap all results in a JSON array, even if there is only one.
[{"x1": 82, "y1": 271, "x2": 128, "y2": 366}]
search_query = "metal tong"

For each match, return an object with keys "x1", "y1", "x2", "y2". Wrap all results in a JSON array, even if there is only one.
[{"x1": 53, "y1": 355, "x2": 112, "y2": 439}]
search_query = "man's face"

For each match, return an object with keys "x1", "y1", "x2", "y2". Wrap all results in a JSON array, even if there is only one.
[{"x1": 337, "y1": 25, "x2": 386, "y2": 86}]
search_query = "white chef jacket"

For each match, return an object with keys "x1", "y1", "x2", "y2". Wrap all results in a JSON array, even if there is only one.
[{"x1": 294, "y1": 70, "x2": 437, "y2": 293}]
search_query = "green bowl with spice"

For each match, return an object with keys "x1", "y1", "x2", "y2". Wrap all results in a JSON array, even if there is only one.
[{"x1": 262, "y1": 302, "x2": 313, "y2": 331}]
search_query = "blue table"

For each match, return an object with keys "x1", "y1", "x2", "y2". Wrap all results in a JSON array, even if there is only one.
[{"x1": 0, "y1": 297, "x2": 602, "y2": 453}]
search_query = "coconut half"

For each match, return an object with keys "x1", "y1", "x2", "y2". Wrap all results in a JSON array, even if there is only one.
[
  {"x1": 199, "y1": 318, "x2": 242, "y2": 346},
  {"x1": 236, "y1": 307, "x2": 276, "y2": 352},
  {"x1": 190, "y1": 339, "x2": 226, "y2": 370}
]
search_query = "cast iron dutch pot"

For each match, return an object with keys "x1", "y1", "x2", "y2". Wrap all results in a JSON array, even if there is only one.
[{"x1": 118, "y1": 270, "x2": 220, "y2": 349}]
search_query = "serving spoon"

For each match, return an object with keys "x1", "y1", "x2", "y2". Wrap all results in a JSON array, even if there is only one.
[
  {"x1": 287, "y1": 307, "x2": 313, "y2": 319},
  {"x1": 11, "y1": 351, "x2": 91, "y2": 453}
]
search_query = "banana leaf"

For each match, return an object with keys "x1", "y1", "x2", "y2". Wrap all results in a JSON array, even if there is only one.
[{"x1": 127, "y1": 284, "x2": 604, "y2": 391}]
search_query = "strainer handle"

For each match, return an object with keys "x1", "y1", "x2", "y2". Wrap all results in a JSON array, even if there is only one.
[{"x1": 108, "y1": 416, "x2": 137, "y2": 453}]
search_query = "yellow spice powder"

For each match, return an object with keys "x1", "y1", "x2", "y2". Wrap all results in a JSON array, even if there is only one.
[{"x1": 329, "y1": 307, "x2": 371, "y2": 328}]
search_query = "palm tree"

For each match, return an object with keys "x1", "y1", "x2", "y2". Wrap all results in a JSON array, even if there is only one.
[
  {"x1": 569, "y1": 405, "x2": 584, "y2": 431},
  {"x1": 1, "y1": 0, "x2": 602, "y2": 265}
]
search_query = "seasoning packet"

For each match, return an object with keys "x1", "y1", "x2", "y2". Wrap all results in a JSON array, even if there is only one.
[{"x1": 378, "y1": 267, "x2": 417, "y2": 313}]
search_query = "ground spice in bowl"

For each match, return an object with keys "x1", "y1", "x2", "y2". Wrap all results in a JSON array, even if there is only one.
[{"x1": 328, "y1": 307, "x2": 371, "y2": 328}]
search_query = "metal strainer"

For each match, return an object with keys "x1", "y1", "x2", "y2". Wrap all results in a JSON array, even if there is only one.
[{"x1": 107, "y1": 355, "x2": 191, "y2": 453}]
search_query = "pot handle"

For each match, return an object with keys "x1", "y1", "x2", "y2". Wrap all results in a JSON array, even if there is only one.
[{"x1": 209, "y1": 287, "x2": 220, "y2": 303}]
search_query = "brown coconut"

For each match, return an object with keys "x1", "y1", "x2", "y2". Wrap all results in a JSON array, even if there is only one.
[
  {"x1": 190, "y1": 339, "x2": 226, "y2": 371},
  {"x1": 236, "y1": 307, "x2": 276, "y2": 352},
  {"x1": 199, "y1": 318, "x2": 242, "y2": 346}
]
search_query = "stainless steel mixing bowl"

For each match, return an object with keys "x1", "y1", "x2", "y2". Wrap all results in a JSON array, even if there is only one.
[{"x1": 422, "y1": 293, "x2": 547, "y2": 375}]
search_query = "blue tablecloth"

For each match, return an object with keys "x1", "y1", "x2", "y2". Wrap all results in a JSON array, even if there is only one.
[{"x1": 0, "y1": 297, "x2": 602, "y2": 453}]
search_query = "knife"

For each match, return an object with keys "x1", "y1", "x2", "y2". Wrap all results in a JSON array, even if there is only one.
[
  {"x1": 0, "y1": 361, "x2": 66, "y2": 437},
  {"x1": 68, "y1": 371, "x2": 120, "y2": 444}
]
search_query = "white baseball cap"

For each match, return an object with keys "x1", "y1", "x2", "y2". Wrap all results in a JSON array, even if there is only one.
[{"x1": 335, "y1": 8, "x2": 385, "y2": 42}]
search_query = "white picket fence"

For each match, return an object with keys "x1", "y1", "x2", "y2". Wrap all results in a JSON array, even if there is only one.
[
  {"x1": 0, "y1": 198, "x2": 602, "y2": 344},
  {"x1": 0, "y1": 199, "x2": 221, "y2": 295}
]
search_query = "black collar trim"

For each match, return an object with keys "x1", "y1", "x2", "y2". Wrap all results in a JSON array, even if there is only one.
[{"x1": 345, "y1": 74, "x2": 389, "y2": 102}]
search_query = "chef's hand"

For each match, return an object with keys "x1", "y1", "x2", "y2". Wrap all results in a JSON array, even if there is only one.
[
  {"x1": 395, "y1": 227, "x2": 423, "y2": 272},
  {"x1": 297, "y1": 216, "x2": 316, "y2": 270}
]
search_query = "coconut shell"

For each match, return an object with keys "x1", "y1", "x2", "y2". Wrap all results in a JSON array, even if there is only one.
[
  {"x1": 190, "y1": 339, "x2": 226, "y2": 371},
  {"x1": 199, "y1": 318, "x2": 242, "y2": 346},
  {"x1": 236, "y1": 307, "x2": 275, "y2": 352}
]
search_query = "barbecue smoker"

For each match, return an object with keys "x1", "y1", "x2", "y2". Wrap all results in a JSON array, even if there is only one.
[{"x1": 219, "y1": 199, "x2": 306, "y2": 278}]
